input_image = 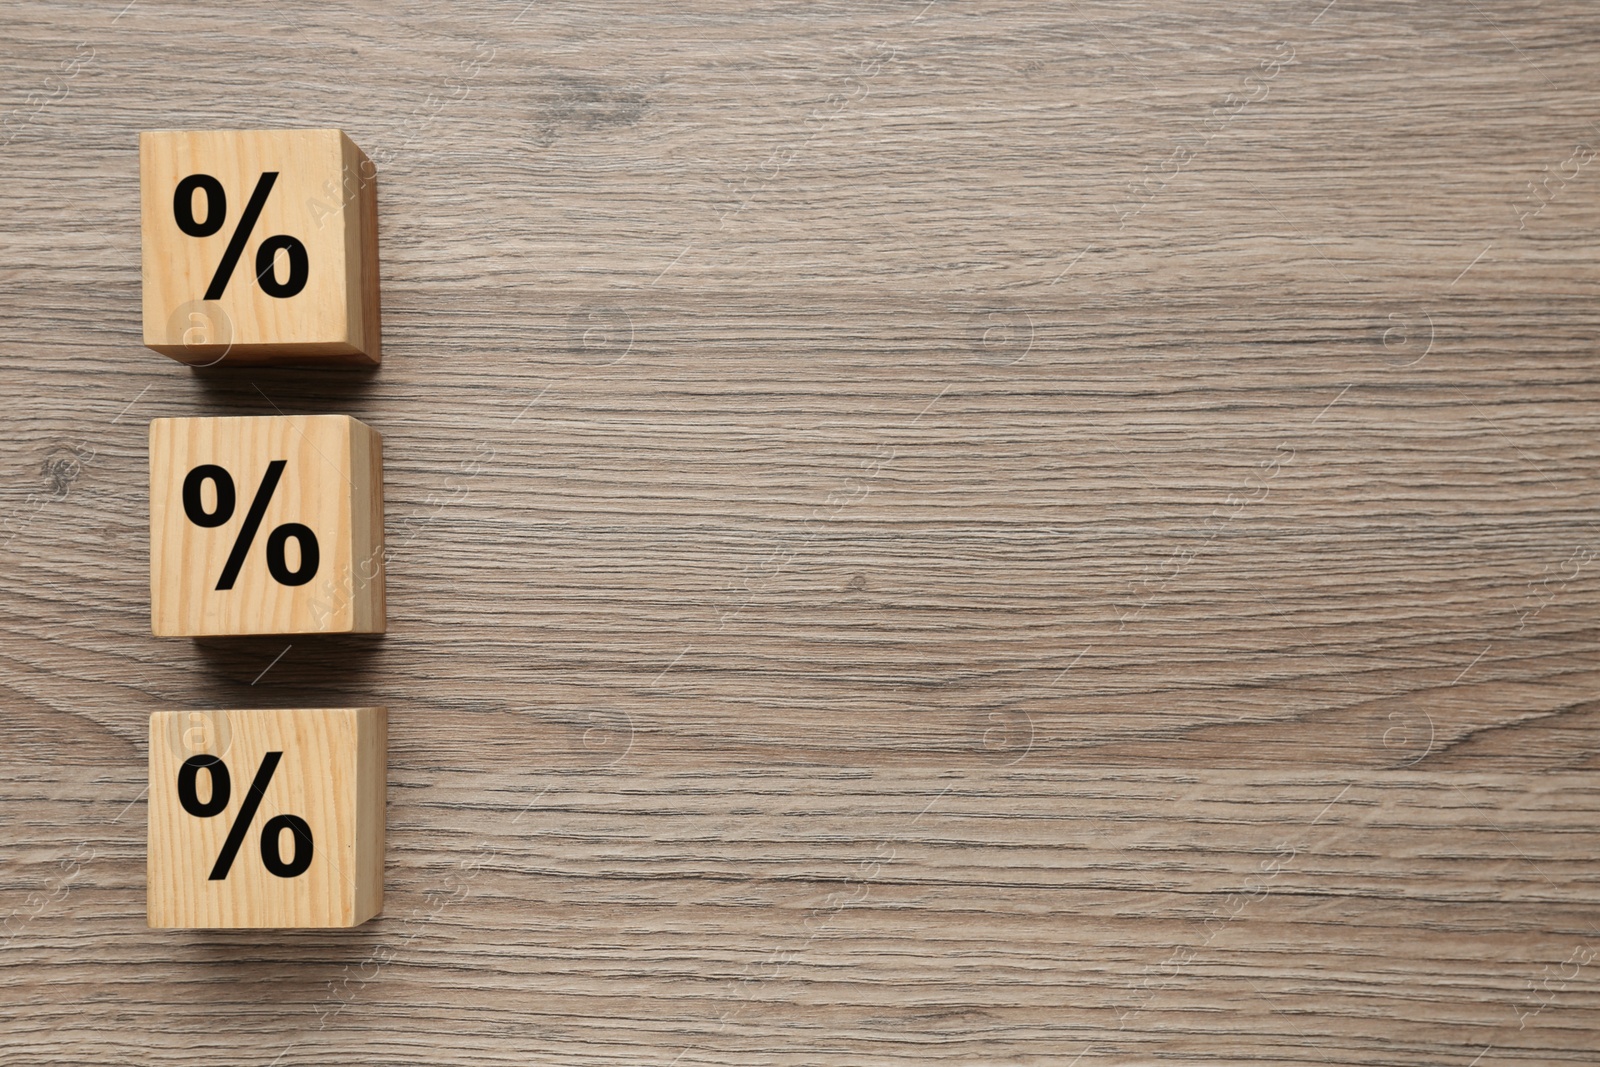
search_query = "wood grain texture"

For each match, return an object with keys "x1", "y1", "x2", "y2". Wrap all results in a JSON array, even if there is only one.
[
  {"x1": 2, "y1": 0, "x2": 1600, "y2": 1063},
  {"x1": 140, "y1": 128, "x2": 382, "y2": 365},
  {"x1": 149, "y1": 415, "x2": 385, "y2": 635},
  {"x1": 147, "y1": 707, "x2": 386, "y2": 928}
]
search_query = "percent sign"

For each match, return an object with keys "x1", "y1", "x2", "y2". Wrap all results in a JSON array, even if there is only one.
[
  {"x1": 184, "y1": 461, "x2": 320, "y2": 590},
  {"x1": 173, "y1": 172, "x2": 308, "y2": 299},
  {"x1": 178, "y1": 752, "x2": 313, "y2": 880}
]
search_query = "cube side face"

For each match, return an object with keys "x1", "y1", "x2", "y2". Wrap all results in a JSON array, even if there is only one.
[
  {"x1": 339, "y1": 132, "x2": 382, "y2": 363},
  {"x1": 351, "y1": 708, "x2": 388, "y2": 925},
  {"x1": 140, "y1": 129, "x2": 374, "y2": 367},
  {"x1": 344, "y1": 419, "x2": 387, "y2": 634},
  {"x1": 150, "y1": 415, "x2": 383, "y2": 636},
  {"x1": 147, "y1": 708, "x2": 386, "y2": 929}
]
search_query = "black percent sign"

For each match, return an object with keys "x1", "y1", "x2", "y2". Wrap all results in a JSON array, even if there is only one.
[
  {"x1": 173, "y1": 171, "x2": 308, "y2": 300},
  {"x1": 178, "y1": 752, "x2": 314, "y2": 880},
  {"x1": 184, "y1": 461, "x2": 320, "y2": 590}
]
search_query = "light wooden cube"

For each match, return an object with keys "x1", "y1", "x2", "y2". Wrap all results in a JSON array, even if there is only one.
[
  {"x1": 148, "y1": 707, "x2": 386, "y2": 929},
  {"x1": 140, "y1": 128, "x2": 381, "y2": 366},
  {"x1": 149, "y1": 415, "x2": 385, "y2": 636}
]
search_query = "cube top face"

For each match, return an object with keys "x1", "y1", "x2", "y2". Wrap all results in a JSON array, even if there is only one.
[
  {"x1": 140, "y1": 129, "x2": 381, "y2": 367},
  {"x1": 148, "y1": 707, "x2": 386, "y2": 929},
  {"x1": 149, "y1": 414, "x2": 385, "y2": 637}
]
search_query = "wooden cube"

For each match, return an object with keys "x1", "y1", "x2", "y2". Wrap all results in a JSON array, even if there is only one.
[
  {"x1": 140, "y1": 128, "x2": 381, "y2": 366},
  {"x1": 148, "y1": 707, "x2": 386, "y2": 929},
  {"x1": 149, "y1": 415, "x2": 385, "y2": 636}
]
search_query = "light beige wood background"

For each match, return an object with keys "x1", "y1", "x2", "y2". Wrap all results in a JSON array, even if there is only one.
[{"x1": 3, "y1": 1, "x2": 1599, "y2": 1063}]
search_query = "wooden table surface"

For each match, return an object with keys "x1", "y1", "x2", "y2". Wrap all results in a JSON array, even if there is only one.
[{"x1": 4, "y1": 2, "x2": 1600, "y2": 1063}]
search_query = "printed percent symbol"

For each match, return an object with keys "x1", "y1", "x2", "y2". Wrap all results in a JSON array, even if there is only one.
[
  {"x1": 183, "y1": 461, "x2": 320, "y2": 590},
  {"x1": 177, "y1": 752, "x2": 314, "y2": 880},
  {"x1": 173, "y1": 171, "x2": 308, "y2": 300}
]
